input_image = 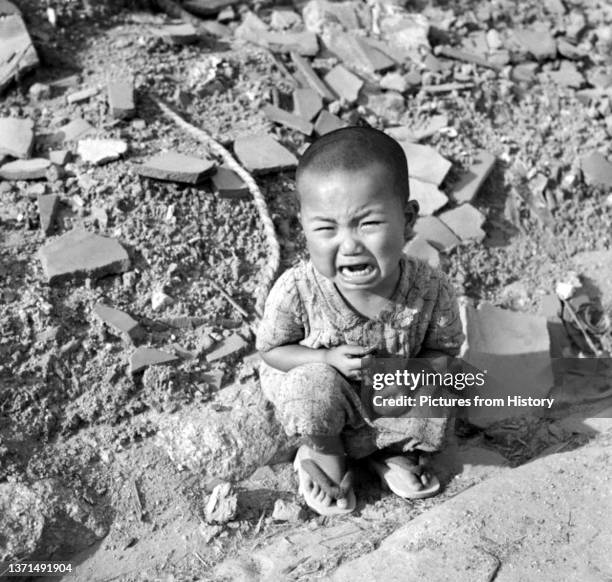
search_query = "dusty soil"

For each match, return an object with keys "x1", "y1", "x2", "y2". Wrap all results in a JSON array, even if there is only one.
[{"x1": 1, "y1": 0, "x2": 612, "y2": 580}]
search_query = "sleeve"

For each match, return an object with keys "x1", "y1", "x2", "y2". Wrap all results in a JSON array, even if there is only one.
[
  {"x1": 255, "y1": 267, "x2": 306, "y2": 352},
  {"x1": 421, "y1": 272, "x2": 465, "y2": 356}
]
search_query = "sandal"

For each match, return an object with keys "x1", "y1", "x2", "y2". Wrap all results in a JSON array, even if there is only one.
[
  {"x1": 368, "y1": 451, "x2": 440, "y2": 500},
  {"x1": 293, "y1": 445, "x2": 356, "y2": 516}
]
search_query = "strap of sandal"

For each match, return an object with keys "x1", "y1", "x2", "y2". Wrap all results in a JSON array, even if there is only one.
[
  {"x1": 384, "y1": 456, "x2": 425, "y2": 476},
  {"x1": 300, "y1": 458, "x2": 353, "y2": 500}
]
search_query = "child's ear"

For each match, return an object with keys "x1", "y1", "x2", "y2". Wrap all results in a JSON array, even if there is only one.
[{"x1": 404, "y1": 200, "x2": 419, "y2": 228}]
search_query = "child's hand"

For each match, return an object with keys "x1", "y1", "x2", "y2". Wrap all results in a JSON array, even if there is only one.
[{"x1": 324, "y1": 344, "x2": 375, "y2": 380}]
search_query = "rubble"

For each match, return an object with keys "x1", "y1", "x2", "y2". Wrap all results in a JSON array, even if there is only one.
[
  {"x1": 513, "y1": 26, "x2": 558, "y2": 61},
  {"x1": 212, "y1": 166, "x2": 249, "y2": 198},
  {"x1": 48, "y1": 150, "x2": 70, "y2": 166},
  {"x1": 313, "y1": 109, "x2": 348, "y2": 135},
  {"x1": 136, "y1": 151, "x2": 215, "y2": 184},
  {"x1": 37, "y1": 193, "x2": 59, "y2": 237},
  {"x1": 450, "y1": 151, "x2": 496, "y2": 204},
  {"x1": 233, "y1": 135, "x2": 298, "y2": 174},
  {"x1": 206, "y1": 333, "x2": 248, "y2": 362},
  {"x1": 130, "y1": 347, "x2": 178, "y2": 374},
  {"x1": 409, "y1": 179, "x2": 448, "y2": 216},
  {"x1": 403, "y1": 235, "x2": 440, "y2": 268},
  {"x1": 28, "y1": 82, "x2": 50, "y2": 100},
  {"x1": 0, "y1": 158, "x2": 51, "y2": 180},
  {"x1": 293, "y1": 88, "x2": 323, "y2": 121},
  {"x1": 66, "y1": 86, "x2": 99, "y2": 104},
  {"x1": 78, "y1": 139, "x2": 128, "y2": 165},
  {"x1": 38, "y1": 229, "x2": 130, "y2": 284},
  {"x1": 323, "y1": 32, "x2": 395, "y2": 75},
  {"x1": 291, "y1": 52, "x2": 336, "y2": 101},
  {"x1": 0, "y1": 2, "x2": 39, "y2": 93},
  {"x1": 158, "y1": 23, "x2": 199, "y2": 45},
  {"x1": 93, "y1": 303, "x2": 144, "y2": 344},
  {"x1": 324, "y1": 65, "x2": 363, "y2": 103},
  {"x1": 107, "y1": 79, "x2": 135, "y2": 119},
  {"x1": 413, "y1": 216, "x2": 460, "y2": 252},
  {"x1": 439, "y1": 204, "x2": 486, "y2": 243},
  {"x1": 580, "y1": 151, "x2": 612, "y2": 188},
  {"x1": 399, "y1": 142, "x2": 452, "y2": 186},
  {"x1": 272, "y1": 499, "x2": 306, "y2": 523},
  {"x1": 205, "y1": 482, "x2": 238, "y2": 524},
  {"x1": 56, "y1": 118, "x2": 95, "y2": 142},
  {"x1": 0, "y1": 117, "x2": 34, "y2": 158},
  {"x1": 263, "y1": 104, "x2": 313, "y2": 135}
]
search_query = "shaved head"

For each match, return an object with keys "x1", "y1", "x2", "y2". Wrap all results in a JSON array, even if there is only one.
[{"x1": 296, "y1": 126, "x2": 410, "y2": 205}]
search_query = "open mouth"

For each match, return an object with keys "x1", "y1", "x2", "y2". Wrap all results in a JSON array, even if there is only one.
[{"x1": 339, "y1": 264, "x2": 376, "y2": 278}]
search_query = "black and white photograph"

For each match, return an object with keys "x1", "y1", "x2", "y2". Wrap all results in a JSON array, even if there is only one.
[{"x1": 1, "y1": 0, "x2": 611, "y2": 580}]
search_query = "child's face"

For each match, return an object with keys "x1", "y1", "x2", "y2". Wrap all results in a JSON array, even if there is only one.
[{"x1": 299, "y1": 163, "x2": 416, "y2": 298}]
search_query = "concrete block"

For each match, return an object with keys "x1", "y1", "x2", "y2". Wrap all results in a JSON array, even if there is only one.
[
  {"x1": 77, "y1": 139, "x2": 127, "y2": 165},
  {"x1": 136, "y1": 152, "x2": 215, "y2": 184},
  {"x1": 94, "y1": 302, "x2": 143, "y2": 344},
  {"x1": 451, "y1": 151, "x2": 496, "y2": 204},
  {"x1": 324, "y1": 65, "x2": 363, "y2": 103},
  {"x1": 313, "y1": 110, "x2": 348, "y2": 136},
  {"x1": 409, "y1": 178, "x2": 448, "y2": 215},
  {"x1": 0, "y1": 158, "x2": 50, "y2": 180},
  {"x1": 107, "y1": 79, "x2": 135, "y2": 119},
  {"x1": 37, "y1": 193, "x2": 59, "y2": 237},
  {"x1": 263, "y1": 104, "x2": 313, "y2": 135},
  {"x1": 212, "y1": 165, "x2": 248, "y2": 199},
  {"x1": 234, "y1": 135, "x2": 297, "y2": 175},
  {"x1": 403, "y1": 235, "x2": 440, "y2": 268},
  {"x1": 292, "y1": 88, "x2": 323, "y2": 121},
  {"x1": 38, "y1": 229, "x2": 130, "y2": 284},
  {"x1": 130, "y1": 347, "x2": 178, "y2": 374},
  {"x1": 438, "y1": 204, "x2": 486, "y2": 242},
  {"x1": 0, "y1": 117, "x2": 34, "y2": 158},
  {"x1": 291, "y1": 52, "x2": 336, "y2": 101}
]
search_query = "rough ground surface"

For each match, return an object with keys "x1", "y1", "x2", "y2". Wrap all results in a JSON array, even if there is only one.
[{"x1": 1, "y1": 0, "x2": 612, "y2": 580}]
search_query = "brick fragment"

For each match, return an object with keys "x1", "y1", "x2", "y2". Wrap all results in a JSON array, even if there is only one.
[
  {"x1": 107, "y1": 79, "x2": 135, "y2": 119},
  {"x1": 130, "y1": 347, "x2": 178, "y2": 374},
  {"x1": 233, "y1": 135, "x2": 297, "y2": 175},
  {"x1": 93, "y1": 302, "x2": 144, "y2": 344},
  {"x1": 38, "y1": 229, "x2": 130, "y2": 284},
  {"x1": 136, "y1": 152, "x2": 216, "y2": 184}
]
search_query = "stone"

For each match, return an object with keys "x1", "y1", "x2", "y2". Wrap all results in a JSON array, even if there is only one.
[
  {"x1": 512, "y1": 62, "x2": 538, "y2": 84},
  {"x1": 293, "y1": 88, "x2": 323, "y2": 121},
  {"x1": 313, "y1": 110, "x2": 348, "y2": 136},
  {"x1": 212, "y1": 165, "x2": 248, "y2": 198},
  {"x1": 93, "y1": 302, "x2": 143, "y2": 344},
  {"x1": 28, "y1": 82, "x2": 50, "y2": 100},
  {"x1": 130, "y1": 347, "x2": 178, "y2": 374},
  {"x1": 136, "y1": 152, "x2": 216, "y2": 184},
  {"x1": 386, "y1": 115, "x2": 448, "y2": 143},
  {"x1": 0, "y1": 158, "x2": 50, "y2": 180},
  {"x1": 324, "y1": 65, "x2": 363, "y2": 103},
  {"x1": 0, "y1": 117, "x2": 34, "y2": 158},
  {"x1": 234, "y1": 135, "x2": 298, "y2": 175},
  {"x1": 56, "y1": 118, "x2": 95, "y2": 142},
  {"x1": 205, "y1": 482, "x2": 238, "y2": 524},
  {"x1": 380, "y1": 72, "x2": 408, "y2": 93},
  {"x1": 270, "y1": 9, "x2": 302, "y2": 30},
  {"x1": 261, "y1": 32, "x2": 319, "y2": 56},
  {"x1": 380, "y1": 12, "x2": 430, "y2": 59},
  {"x1": 557, "y1": 38, "x2": 587, "y2": 60},
  {"x1": 151, "y1": 289, "x2": 172, "y2": 311},
  {"x1": 413, "y1": 216, "x2": 460, "y2": 252},
  {"x1": 0, "y1": 7, "x2": 39, "y2": 93},
  {"x1": 451, "y1": 151, "x2": 496, "y2": 204},
  {"x1": 580, "y1": 151, "x2": 612, "y2": 188},
  {"x1": 360, "y1": 90, "x2": 405, "y2": 123},
  {"x1": 206, "y1": 333, "x2": 248, "y2": 362},
  {"x1": 403, "y1": 235, "x2": 440, "y2": 268},
  {"x1": 38, "y1": 229, "x2": 130, "y2": 284},
  {"x1": 77, "y1": 139, "x2": 127, "y2": 165},
  {"x1": 272, "y1": 499, "x2": 306, "y2": 523},
  {"x1": 409, "y1": 178, "x2": 448, "y2": 215},
  {"x1": 324, "y1": 31, "x2": 395, "y2": 75},
  {"x1": 263, "y1": 104, "x2": 313, "y2": 135},
  {"x1": 548, "y1": 61, "x2": 584, "y2": 88},
  {"x1": 158, "y1": 23, "x2": 199, "y2": 45},
  {"x1": 182, "y1": 0, "x2": 237, "y2": 17},
  {"x1": 588, "y1": 69, "x2": 612, "y2": 89},
  {"x1": 66, "y1": 86, "x2": 99, "y2": 104},
  {"x1": 461, "y1": 302, "x2": 553, "y2": 427},
  {"x1": 302, "y1": 0, "x2": 362, "y2": 34},
  {"x1": 107, "y1": 79, "x2": 135, "y2": 119},
  {"x1": 331, "y1": 441, "x2": 612, "y2": 582},
  {"x1": 291, "y1": 52, "x2": 337, "y2": 101},
  {"x1": 514, "y1": 27, "x2": 557, "y2": 61},
  {"x1": 399, "y1": 142, "x2": 452, "y2": 186},
  {"x1": 438, "y1": 204, "x2": 486, "y2": 243},
  {"x1": 48, "y1": 149, "x2": 70, "y2": 166},
  {"x1": 37, "y1": 193, "x2": 59, "y2": 236}
]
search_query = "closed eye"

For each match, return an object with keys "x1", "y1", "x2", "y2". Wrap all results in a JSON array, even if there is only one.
[{"x1": 362, "y1": 221, "x2": 382, "y2": 227}]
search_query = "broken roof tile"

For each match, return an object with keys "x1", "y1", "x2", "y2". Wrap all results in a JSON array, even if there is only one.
[
  {"x1": 234, "y1": 134, "x2": 298, "y2": 175},
  {"x1": 263, "y1": 104, "x2": 313, "y2": 135},
  {"x1": 212, "y1": 165, "x2": 249, "y2": 199},
  {"x1": 130, "y1": 347, "x2": 178, "y2": 374},
  {"x1": 324, "y1": 65, "x2": 363, "y2": 103},
  {"x1": 38, "y1": 229, "x2": 130, "y2": 284},
  {"x1": 451, "y1": 151, "x2": 496, "y2": 204},
  {"x1": 439, "y1": 204, "x2": 486, "y2": 243},
  {"x1": 291, "y1": 52, "x2": 336, "y2": 101},
  {"x1": 0, "y1": 117, "x2": 34, "y2": 158},
  {"x1": 136, "y1": 152, "x2": 215, "y2": 184}
]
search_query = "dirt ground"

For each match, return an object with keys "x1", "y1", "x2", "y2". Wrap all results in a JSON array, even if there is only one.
[{"x1": 1, "y1": 0, "x2": 612, "y2": 580}]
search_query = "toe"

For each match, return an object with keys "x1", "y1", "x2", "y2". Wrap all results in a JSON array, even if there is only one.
[{"x1": 336, "y1": 496, "x2": 349, "y2": 509}]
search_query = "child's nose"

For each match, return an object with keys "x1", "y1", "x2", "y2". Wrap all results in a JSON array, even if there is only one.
[{"x1": 339, "y1": 230, "x2": 364, "y2": 254}]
